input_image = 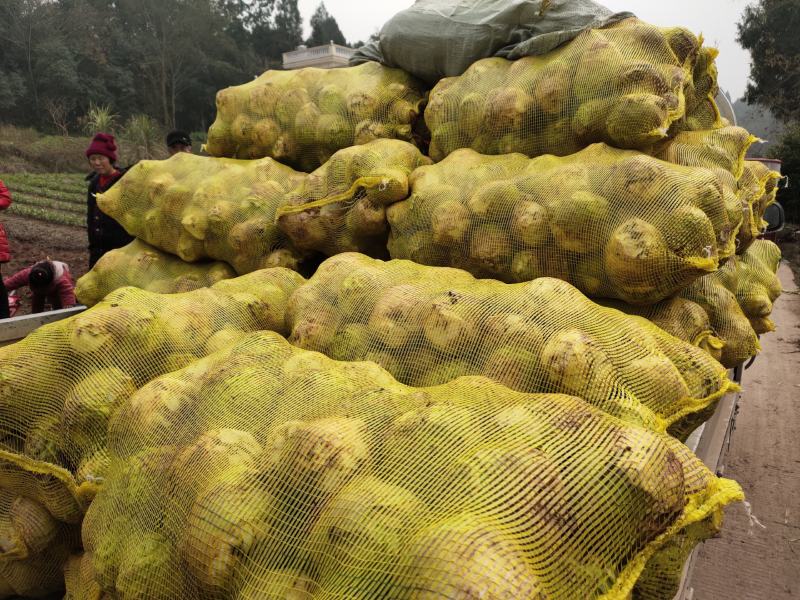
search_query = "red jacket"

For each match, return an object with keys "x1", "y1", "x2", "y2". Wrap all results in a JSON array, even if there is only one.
[
  {"x1": 0, "y1": 180, "x2": 10, "y2": 263},
  {"x1": 3, "y1": 261, "x2": 76, "y2": 312}
]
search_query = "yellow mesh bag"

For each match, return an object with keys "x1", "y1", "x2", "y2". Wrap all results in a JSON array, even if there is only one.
[
  {"x1": 0, "y1": 489, "x2": 82, "y2": 598},
  {"x1": 600, "y1": 297, "x2": 724, "y2": 365},
  {"x1": 424, "y1": 18, "x2": 699, "y2": 162},
  {"x1": 0, "y1": 268, "x2": 302, "y2": 510},
  {"x1": 676, "y1": 46, "x2": 724, "y2": 132},
  {"x1": 735, "y1": 239, "x2": 782, "y2": 334},
  {"x1": 276, "y1": 140, "x2": 431, "y2": 256},
  {"x1": 205, "y1": 62, "x2": 427, "y2": 171},
  {"x1": 64, "y1": 552, "x2": 104, "y2": 600},
  {"x1": 81, "y1": 330, "x2": 743, "y2": 600},
  {"x1": 285, "y1": 253, "x2": 734, "y2": 435},
  {"x1": 736, "y1": 161, "x2": 781, "y2": 252},
  {"x1": 653, "y1": 126, "x2": 756, "y2": 252},
  {"x1": 386, "y1": 144, "x2": 727, "y2": 304},
  {"x1": 97, "y1": 152, "x2": 308, "y2": 274},
  {"x1": 76, "y1": 239, "x2": 236, "y2": 307},
  {"x1": 677, "y1": 259, "x2": 760, "y2": 368}
]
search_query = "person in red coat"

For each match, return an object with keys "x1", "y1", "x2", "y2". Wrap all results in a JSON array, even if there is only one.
[
  {"x1": 0, "y1": 179, "x2": 11, "y2": 319},
  {"x1": 3, "y1": 260, "x2": 77, "y2": 314},
  {"x1": 85, "y1": 133, "x2": 133, "y2": 268}
]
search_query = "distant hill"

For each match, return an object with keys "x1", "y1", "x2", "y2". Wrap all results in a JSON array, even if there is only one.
[{"x1": 731, "y1": 97, "x2": 787, "y2": 157}]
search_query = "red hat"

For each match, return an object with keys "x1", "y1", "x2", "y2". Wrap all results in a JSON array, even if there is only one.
[{"x1": 85, "y1": 133, "x2": 118, "y2": 162}]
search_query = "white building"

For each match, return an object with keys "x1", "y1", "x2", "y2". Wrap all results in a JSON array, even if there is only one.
[{"x1": 282, "y1": 42, "x2": 357, "y2": 70}]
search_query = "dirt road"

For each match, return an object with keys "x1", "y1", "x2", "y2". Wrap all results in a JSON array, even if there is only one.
[{"x1": 688, "y1": 262, "x2": 800, "y2": 598}]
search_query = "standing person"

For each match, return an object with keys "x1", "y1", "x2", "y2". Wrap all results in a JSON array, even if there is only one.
[
  {"x1": 166, "y1": 130, "x2": 192, "y2": 156},
  {"x1": 3, "y1": 260, "x2": 76, "y2": 313},
  {"x1": 0, "y1": 179, "x2": 11, "y2": 318},
  {"x1": 86, "y1": 133, "x2": 133, "y2": 268}
]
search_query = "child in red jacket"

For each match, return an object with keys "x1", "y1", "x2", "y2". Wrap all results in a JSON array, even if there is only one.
[
  {"x1": 0, "y1": 179, "x2": 11, "y2": 318},
  {"x1": 3, "y1": 260, "x2": 77, "y2": 314}
]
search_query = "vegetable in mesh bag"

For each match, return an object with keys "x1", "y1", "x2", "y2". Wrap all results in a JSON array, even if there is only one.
[
  {"x1": 425, "y1": 18, "x2": 700, "y2": 162},
  {"x1": 205, "y1": 62, "x2": 427, "y2": 171},
  {"x1": 76, "y1": 239, "x2": 236, "y2": 307},
  {"x1": 0, "y1": 268, "x2": 303, "y2": 500},
  {"x1": 736, "y1": 160, "x2": 781, "y2": 252},
  {"x1": 96, "y1": 152, "x2": 307, "y2": 275},
  {"x1": 735, "y1": 239, "x2": 782, "y2": 334},
  {"x1": 653, "y1": 125, "x2": 757, "y2": 255},
  {"x1": 82, "y1": 330, "x2": 742, "y2": 600},
  {"x1": 285, "y1": 253, "x2": 734, "y2": 436},
  {"x1": 600, "y1": 296, "x2": 725, "y2": 365},
  {"x1": 677, "y1": 259, "x2": 760, "y2": 368},
  {"x1": 276, "y1": 139, "x2": 431, "y2": 257},
  {"x1": 388, "y1": 145, "x2": 729, "y2": 304},
  {"x1": 673, "y1": 46, "x2": 724, "y2": 132}
]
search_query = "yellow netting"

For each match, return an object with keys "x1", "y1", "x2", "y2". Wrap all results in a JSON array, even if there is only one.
[
  {"x1": 285, "y1": 253, "x2": 734, "y2": 436},
  {"x1": 276, "y1": 140, "x2": 431, "y2": 257},
  {"x1": 205, "y1": 62, "x2": 427, "y2": 171},
  {"x1": 96, "y1": 152, "x2": 307, "y2": 274},
  {"x1": 600, "y1": 297, "x2": 724, "y2": 365},
  {"x1": 81, "y1": 330, "x2": 742, "y2": 600},
  {"x1": 735, "y1": 239, "x2": 782, "y2": 334},
  {"x1": 653, "y1": 126, "x2": 756, "y2": 253},
  {"x1": 675, "y1": 46, "x2": 724, "y2": 132},
  {"x1": 0, "y1": 268, "x2": 302, "y2": 508},
  {"x1": 736, "y1": 161, "x2": 781, "y2": 252},
  {"x1": 76, "y1": 239, "x2": 236, "y2": 307},
  {"x1": 64, "y1": 552, "x2": 103, "y2": 600},
  {"x1": 677, "y1": 259, "x2": 760, "y2": 368},
  {"x1": 386, "y1": 144, "x2": 727, "y2": 304},
  {"x1": 424, "y1": 18, "x2": 700, "y2": 162},
  {"x1": 0, "y1": 489, "x2": 82, "y2": 598}
]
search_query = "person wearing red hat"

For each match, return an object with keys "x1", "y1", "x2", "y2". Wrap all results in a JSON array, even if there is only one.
[
  {"x1": 0, "y1": 179, "x2": 12, "y2": 318},
  {"x1": 85, "y1": 132, "x2": 134, "y2": 268}
]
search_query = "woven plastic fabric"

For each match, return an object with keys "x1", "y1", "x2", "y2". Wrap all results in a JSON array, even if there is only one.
[
  {"x1": 82, "y1": 330, "x2": 742, "y2": 600},
  {"x1": 349, "y1": 0, "x2": 633, "y2": 86},
  {"x1": 276, "y1": 140, "x2": 431, "y2": 257},
  {"x1": 285, "y1": 253, "x2": 734, "y2": 436},
  {"x1": 96, "y1": 153, "x2": 307, "y2": 275},
  {"x1": 677, "y1": 259, "x2": 760, "y2": 368},
  {"x1": 386, "y1": 144, "x2": 728, "y2": 304},
  {"x1": 736, "y1": 161, "x2": 781, "y2": 252},
  {"x1": 0, "y1": 268, "x2": 302, "y2": 512},
  {"x1": 735, "y1": 240, "x2": 782, "y2": 334},
  {"x1": 0, "y1": 531, "x2": 78, "y2": 598},
  {"x1": 424, "y1": 18, "x2": 700, "y2": 162},
  {"x1": 600, "y1": 297, "x2": 724, "y2": 365},
  {"x1": 76, "y1": 239, "x2": 236, "y2": 307},
  {"x1": 204, "y1": 62, "x2": 427, "y2": 172}
]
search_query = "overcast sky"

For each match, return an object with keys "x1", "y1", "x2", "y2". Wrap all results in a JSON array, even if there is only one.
[{"x1": 297, "y1": 0, "x2": 754, "y2": 100}]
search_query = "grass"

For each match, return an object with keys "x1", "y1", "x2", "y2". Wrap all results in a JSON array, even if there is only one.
[{"x1": 1, "y1": 172, "x2": 86, "y2": 227}]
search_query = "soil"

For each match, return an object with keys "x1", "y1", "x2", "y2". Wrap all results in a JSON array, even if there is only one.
[
  {"x1": 1, "y1": 213, "x2": 89, "y2": 316},
  {"x1": 688, "y1": 262, "x2": 800, "y2": 599}
]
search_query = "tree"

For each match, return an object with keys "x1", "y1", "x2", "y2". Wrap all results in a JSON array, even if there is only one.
[
  {"x1": 252, "y1": 0, "x2": 303, "y2": 67},
  {"x1": 769, "y1": 125, "x2": 800, "y2": 222},
  {"x1": 738, "y1": 0, "x2": 800, "y2": 122},
  {"x1": 306, "y1": 2, "x2": 346, "y2": 47}
]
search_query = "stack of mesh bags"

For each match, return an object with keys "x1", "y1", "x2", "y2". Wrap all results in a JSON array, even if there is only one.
[
  {"x1": 0, "y1": 269, "x2": 303, "y2": 597},
  {"x1": 94, "y1": 140, "x2": 429, "y2": 284},
  {"x1": 204, "y1": 61, "x2": 427, "y2": 171},
  {"x1": 423, "y1": 18, "x2": 726, "y2": 162},
  {"x1": 76, "y1": 239, "x2": 236, "y2": 307},
  {"x1": 73, "y1": 331, "x2": 742, "y2": 600},
  {"x1": 284, "y1": 253, "x2": 734, "y2": 440},
  {"x1": 734, "y1": 239, "x2": 783, "y2": 334}
]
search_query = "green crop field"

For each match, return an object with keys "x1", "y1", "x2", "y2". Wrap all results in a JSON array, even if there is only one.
[{"x1": 1, "y1": 173, "x2": 86, "y2": 227}]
